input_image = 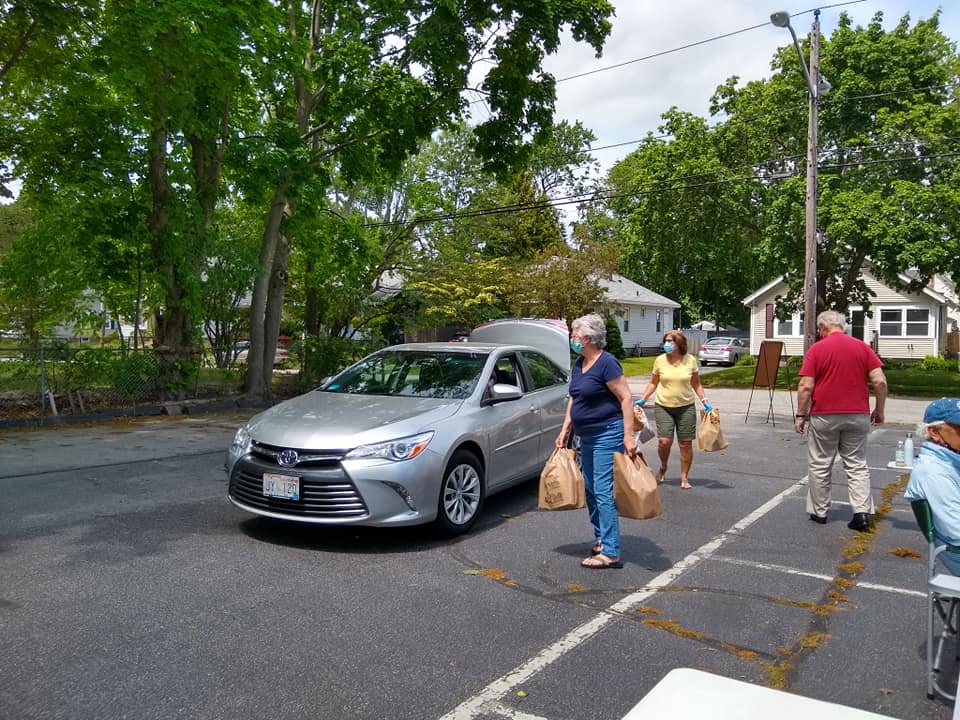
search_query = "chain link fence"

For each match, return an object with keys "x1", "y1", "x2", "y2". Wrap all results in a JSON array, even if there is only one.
[{"x1": 0, "y1": 339, "x2": 250, "y2": 422}]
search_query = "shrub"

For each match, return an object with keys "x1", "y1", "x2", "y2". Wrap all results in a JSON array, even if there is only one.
[
  {"x1": 605, "y1": 315, "x2": 625, "y2": 359},
  {"x1": 918, "y1": 355, "x2": 959, "y2": 372},
  {"x1": 301, "y1": 335, "x2": 375, "y2": 387},
  {"x1": 737, "y1": 354, "x2": 756, "y2": 366}
]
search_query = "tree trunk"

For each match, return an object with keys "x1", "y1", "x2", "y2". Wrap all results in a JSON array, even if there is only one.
[
  {"x1": 245, "y1": 190, "x2": 287, "y2": 397},
  {"x1": 304, "y1": 257, "x2": 319, "y2": 335},
  {"x1": 146, "y1": 118, "x2": 190, "y2": 399},
  {"x1": 261, "y1": 233, "x2": 291, "y2": 394},
  {"x1": 245, "y1": 0, "x2": 327, "y2": 398}
]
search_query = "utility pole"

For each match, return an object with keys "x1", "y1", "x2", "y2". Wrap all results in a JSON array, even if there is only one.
[
  {"x1": 771, "y1": 9, "x2": 826, "y2": 353},
  {"x1": 802, "y1": 10, "x2": 821, "y2": 352}
]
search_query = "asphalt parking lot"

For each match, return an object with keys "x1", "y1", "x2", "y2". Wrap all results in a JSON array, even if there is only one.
[{"x1": 0, "y1": 386, "x2": 954, "y2": 719}]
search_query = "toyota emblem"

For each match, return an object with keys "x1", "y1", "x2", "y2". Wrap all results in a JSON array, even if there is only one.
[{"x1": 277, "y1": 449, "x2": 299, "y2": 467}]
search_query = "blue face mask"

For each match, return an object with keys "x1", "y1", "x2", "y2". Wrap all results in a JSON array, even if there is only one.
[
  {"x1": 570, "y1": 339, "x2": 583, "y2": 354},
  {"x1": 663, "y1": 342, "x2": 675, "y2": 353}
]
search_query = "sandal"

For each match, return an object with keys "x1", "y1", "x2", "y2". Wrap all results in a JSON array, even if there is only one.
[
  {"x1": 657, "y1": 467, "x2": 667, "y2": 485},
  {"x1": 680, "y1": 479, "x2": 692, "y2": 490},
  {"x1": 581, "y1": 553, "x2": 623, "y2": 569},
  {"x1": 590, "y1": 543, "x2": 603, "y2": 556}
]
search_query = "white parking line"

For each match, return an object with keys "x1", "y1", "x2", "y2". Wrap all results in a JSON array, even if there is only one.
[
  {"x1": 487, "y1": 703, "x2": 550, "y2": 719},
  {"x1": 712, "y1": 556, "x2": 925, "y2": 598},
  {"x1": 440, "y1": 478, "x2": 809, "y2": 719}
]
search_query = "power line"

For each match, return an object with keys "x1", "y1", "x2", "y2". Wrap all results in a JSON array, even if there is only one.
[
  {"x1": 555, "y1": 23, "x2": 770, "y2": 83},
  {"x1": 363, "y1": 148, "x2": 960, "y2": 229},
  {"x1": 555, "y1": 1, "x2": 868, "y2": 84},
  {"x1": 588, "y1": 83, "x2": 960, "y2": 154}
]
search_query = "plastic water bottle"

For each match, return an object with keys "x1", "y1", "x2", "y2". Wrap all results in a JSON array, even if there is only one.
[
  {"x1": 904, "y1": 432, "x2": 914, "y2": 468},
  {"x1": 895, "y1": 441, "x2": 905, "y2": 467}
]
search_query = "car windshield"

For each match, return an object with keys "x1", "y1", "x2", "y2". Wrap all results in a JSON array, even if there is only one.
[
  {"x1": 704, "y1": 338, "x2": 732, "y2": 346},
  {"x1": 320, "y1": 350, "x2": 489, "y2": 399}
]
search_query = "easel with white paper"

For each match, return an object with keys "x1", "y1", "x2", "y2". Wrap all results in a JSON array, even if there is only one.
[{"x1": 744, "y1": 340, "x2": 795, "y2": 426}]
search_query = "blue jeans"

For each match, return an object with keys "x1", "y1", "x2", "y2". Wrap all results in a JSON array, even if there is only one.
[{"x1": 579, "y1": 418, "x2": 624, "y2": 559}]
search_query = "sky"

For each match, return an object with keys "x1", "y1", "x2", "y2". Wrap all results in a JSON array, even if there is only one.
[{"x1": 537, "y1": 0, "x2": 960, "y2": 175}]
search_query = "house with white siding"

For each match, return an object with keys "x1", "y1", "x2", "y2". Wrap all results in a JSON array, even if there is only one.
[
  {"x1": 742, "y1": 268, "x2": 956, "y2": 360},
  {"x1": 600, "y1": 274, "x2": 681, "y2": 356}
]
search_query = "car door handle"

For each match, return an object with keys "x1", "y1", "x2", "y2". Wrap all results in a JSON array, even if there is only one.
[{"x1": 529, "y1": 404, "x2": 538, "y2": 413}]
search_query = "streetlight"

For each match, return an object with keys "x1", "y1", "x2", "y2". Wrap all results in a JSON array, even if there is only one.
[{"x1": 771, "y1": 9, "x2": 829, "y2": 352}]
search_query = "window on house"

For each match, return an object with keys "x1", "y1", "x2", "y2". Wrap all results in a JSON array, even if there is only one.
[
  {"x1": 879, "y1": 308, "x2": 930, "y2": 337},
  {"x1": 907, "y1": 308, "x2": 930, "y2": 336},
  {"x1": 640, "y1": 307, "x2": 646, "y2": 319},
  {"x1": 623, "y1": 310, "x2": 630, "y2": 333},
  {"x1": 656, "y1": 310, "x2": 661, "y2": 333},
  {"x1": 774, "y1": 311, "x2": 804, "y2": 337}
]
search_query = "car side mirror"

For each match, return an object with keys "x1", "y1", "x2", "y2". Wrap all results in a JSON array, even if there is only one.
[{"x1": 482, "y1": 383, "x2": 523, "y2": 405}]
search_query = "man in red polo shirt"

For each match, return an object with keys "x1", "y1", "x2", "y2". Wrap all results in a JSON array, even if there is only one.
[{"x1": 795, "y1": 310, "x2": 887, "y2": 531}]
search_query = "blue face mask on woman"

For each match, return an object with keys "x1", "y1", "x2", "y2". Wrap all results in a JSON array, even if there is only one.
[
  {"x1": 570, "y1": 339, "x2": 584, "y2": 354},
  {"x1": 663, "y1": 341, "x2": 675, "y2": 353}
]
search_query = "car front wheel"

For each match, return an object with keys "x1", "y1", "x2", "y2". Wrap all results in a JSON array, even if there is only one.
[{"x1": 435, "y1": 450, "x2": 484, "y2": 535}]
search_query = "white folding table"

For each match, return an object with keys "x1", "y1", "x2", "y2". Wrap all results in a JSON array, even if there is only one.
[{"x1": 622, "y1": 668, "x2": 899, "y2": 719}]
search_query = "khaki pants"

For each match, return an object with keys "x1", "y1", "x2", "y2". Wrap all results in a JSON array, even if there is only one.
[{"x1": 805, "y1": 413, "x2": 875, "y2": 517}]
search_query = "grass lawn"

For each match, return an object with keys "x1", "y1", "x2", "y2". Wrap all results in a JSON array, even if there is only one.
[
  {"x1": 698, "y1": 362, "x2": 960, "y2": 398},
  {"x1": 620, "y1": 357, "x2": 656, "y2": 376}
]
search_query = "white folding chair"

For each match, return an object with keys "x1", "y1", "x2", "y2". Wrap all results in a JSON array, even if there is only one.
[{"x1": 911, "y1": 499, "x2": 960, "y2": 702}]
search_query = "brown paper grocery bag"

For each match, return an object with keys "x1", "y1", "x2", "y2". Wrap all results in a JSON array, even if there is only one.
[
  {"x1": 538, "y1": 448, "x2": 586, "y2": 510},
  {"x1": 612, "y1": 451, "x2": 662, "y2": 520},
  {"x1": 697, "y1": 408, "x2": 729, "y2": 452}
]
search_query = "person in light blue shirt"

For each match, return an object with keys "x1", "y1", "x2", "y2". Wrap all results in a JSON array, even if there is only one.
[{"x1": 904, "y1": 398, "x2": 960, "y2": 575}]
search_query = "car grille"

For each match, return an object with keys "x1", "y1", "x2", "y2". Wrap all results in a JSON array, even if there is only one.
[{"x1": 229, "y1": 442, "x2": 368, "y2": 519}]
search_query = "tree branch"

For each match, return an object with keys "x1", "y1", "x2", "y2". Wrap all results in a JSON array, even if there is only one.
[{"x1": 0, "y1": 16, "x2": 37, "y2": 85}]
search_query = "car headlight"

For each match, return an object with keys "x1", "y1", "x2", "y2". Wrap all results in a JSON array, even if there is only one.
[
  {"x1": 344, "y1": 431, "x2": 434, "y2": 462},
  {"x1": 231, "y1": 425, "x2": 252, "y2": 455}
]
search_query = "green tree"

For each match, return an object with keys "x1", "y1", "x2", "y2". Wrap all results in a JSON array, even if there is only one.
[
  {"x1": 201, "y1": 205, "x2": 263, "y2": 367},
  {"x1": 12, "y1": 1, "x2": 277, "y2": 394},
  {"x1": 605, "y1": 108, "x2": 768, "y2": 327},
  {"x1": 239, "y1": 0, "x2": 615, "y2": 398},
  {"x1": 713, "y1": 10, "x2": 960, "y2": 315},
  {"x1": 0, "y1": 202, "x2": 88, "y2": 341},
  {"x1": 501, "y1": 228, "x2": 620, "y2": 322},
  {"x1": 0, "y1": 0, "x2": 99, "y2": 198},
  {"x1": 599, "y1": 11, "x2": 960, "y2": 326},
  {"x1": 476, "y1": 171, "x2": 563, "y2": 258},
  {"x1": 528, "y1": 120, "x2": 599, "y2": 197},
  {"x1": 604, "y1": 313, "x2": 624, "y2": 359}
]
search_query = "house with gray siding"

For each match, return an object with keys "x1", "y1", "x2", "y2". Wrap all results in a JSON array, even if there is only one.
[{"x1": 600, "y1": 274, "x2": 681, "y2": 355}]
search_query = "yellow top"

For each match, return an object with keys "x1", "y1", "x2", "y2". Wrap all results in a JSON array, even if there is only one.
[{"x1": 653, "y1": 353, "x2": 700, "y2": 407}]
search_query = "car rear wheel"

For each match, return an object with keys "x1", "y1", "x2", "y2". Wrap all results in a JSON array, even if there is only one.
[{"x1": 435, "y1": 450, "x2": 484, "y2": 535}]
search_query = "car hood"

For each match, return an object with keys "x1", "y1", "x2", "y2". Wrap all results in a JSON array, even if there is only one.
[{"x1": 245, "y1": 391, "x2": 462, "y2": 449}]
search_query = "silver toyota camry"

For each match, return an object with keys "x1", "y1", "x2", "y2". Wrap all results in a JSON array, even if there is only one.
[{"x1": 226, "y1": 319, "x2": 571, "y2": 534}]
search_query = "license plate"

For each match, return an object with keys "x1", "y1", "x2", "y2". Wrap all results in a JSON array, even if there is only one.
[{"x1": 263, "y1": 473, "x2": 300, "y2": 500}]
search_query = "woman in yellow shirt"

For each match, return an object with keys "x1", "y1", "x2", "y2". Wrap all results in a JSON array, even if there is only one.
[{"x1": 635, "y1": 331, "x2": 710, "y2": 489}]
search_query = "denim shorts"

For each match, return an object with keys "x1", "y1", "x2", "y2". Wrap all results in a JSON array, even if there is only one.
[{"x1": 654, "y1": 403, "x2": 697, "y2": 441}]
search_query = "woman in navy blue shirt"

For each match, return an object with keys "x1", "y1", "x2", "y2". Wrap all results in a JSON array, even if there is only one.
[{"x1": 555, "y1": 313, "x2": 637, "y2": 569}]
